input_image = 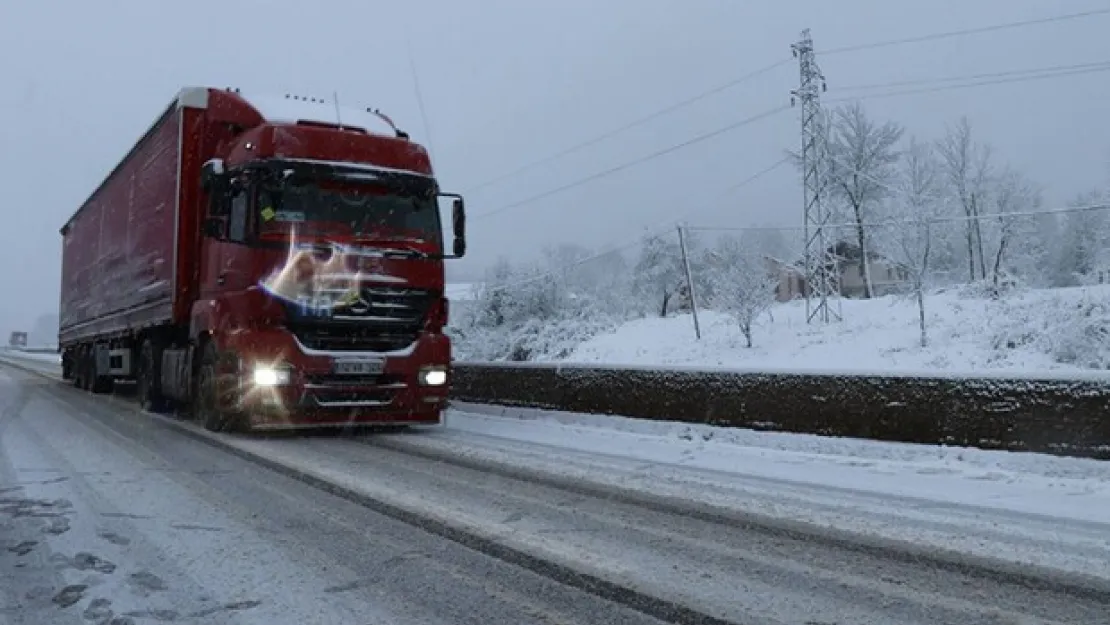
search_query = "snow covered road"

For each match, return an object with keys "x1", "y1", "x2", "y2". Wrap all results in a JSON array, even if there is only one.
[
  {"x1": 0, "y1": 365, "x2": 667, "y2": 625},
  {"x1": 2, "y1": 351, "x2": 1110, "y2": 624}
]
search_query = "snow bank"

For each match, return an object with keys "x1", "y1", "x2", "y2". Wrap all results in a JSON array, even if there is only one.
[{"x1": 565, "y1": 285, "x2": 1110, "y2": 376}]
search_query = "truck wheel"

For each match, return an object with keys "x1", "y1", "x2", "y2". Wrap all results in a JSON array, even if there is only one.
[
  {"x1": 71, "y1": 350, "x2": 85, "y2": 388},
  {"x1": 137, "y1": 339, "x2": 168, "y2": 413},
  {"x1": 195, "y1": 342, "x2": 244, "y2": 432},
  {"x1": 82, "y1": 345, "x2": 112, "y2": 394},
  {"x1": 77, "y1": 350, "x2": 91, "y2": 390},
  {"x1": 90, "y1": 371, "x2": 113, "y2": 394}
]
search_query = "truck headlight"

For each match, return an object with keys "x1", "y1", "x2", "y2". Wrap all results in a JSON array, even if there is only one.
[
  {"x1": 418, "y1": 365, "x2": 448, "y2": 386},
  {"x1": 253, "y1": 366, "x2": 291, "y2": 386}
]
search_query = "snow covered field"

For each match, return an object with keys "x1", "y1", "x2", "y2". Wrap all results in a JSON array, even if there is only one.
[{"x1": 546, "y1": 285, "x2": 1110, "y2": 376}]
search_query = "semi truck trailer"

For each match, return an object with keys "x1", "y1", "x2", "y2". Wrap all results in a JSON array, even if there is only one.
[{"x1": 58, "y1": 86, "x2": 466, "y2": 432}]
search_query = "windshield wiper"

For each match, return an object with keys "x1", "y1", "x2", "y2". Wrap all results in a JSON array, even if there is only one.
[
  {"x1": 352, "y1": 237, "x2": 431, "y2": 259},
  {"x1": 350, "y1": 241, "x2": 429, "y2": 259},
  {"x1": 380, "y1": 247, "x2": 428, "y2": 259}
]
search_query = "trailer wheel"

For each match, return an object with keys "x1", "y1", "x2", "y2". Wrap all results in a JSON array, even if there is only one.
[
  {"x1": 137, "y1": 339, "x2": 168, "y2": 413},
  {"x1": 89, "y1": 355, "x2": 113, "y2": 395},
  {"x1": 71, "y1": 350, "x2": 85, "y2": 388},
  {"x1": 76, "y1": 349, "x2": 91, "y2": 390}
]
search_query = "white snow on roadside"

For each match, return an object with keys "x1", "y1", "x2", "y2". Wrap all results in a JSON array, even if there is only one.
[
  {"x1": 445, "y1": 402, "x2": 1110, "y2": 511},
  {"x1": 425, "y1": 402, "x2": 1110, "y2": 581},
  {"x1": 0, "y1": 348, "x2": 60, "y2": 364}
]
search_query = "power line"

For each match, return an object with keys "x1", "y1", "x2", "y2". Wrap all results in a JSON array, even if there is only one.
[
  {"x1": 820, "y1": 7, "x2": 1110, "y2": 56},
  {"x1": 826, "y1": 62, "x2": 1110, "y2": 104},
  {"x1": 688, "y1": 202, "x2": 1110, "y2": 234},
  {"x1": 475, "y1": 156, "x2": 792, "y2": 295},
  {"x1": 463, "y1": 58, "x2": 793, "y2": 194},
  {"x1": 471, "y1": 105, "x2": 791, "y2": 221},
  {"x1": 836, "y1": 59, "x2": 1110, "y2": 93},
  {"x1": 461, "y1": 9, "x2": 1109, "y2": 196}
]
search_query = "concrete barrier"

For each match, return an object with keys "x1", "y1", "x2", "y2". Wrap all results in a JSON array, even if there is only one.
[{"x1": 452, "y1": 362, "x2": 1110, "y2": 459}]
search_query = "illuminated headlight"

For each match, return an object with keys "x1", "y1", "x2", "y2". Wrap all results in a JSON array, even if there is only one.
[
  {"x1": 418, "y1": 366, "x2": 448, "y2": 386},
  {"x1": 253, "y1": 366, "x2": 291, "y2": 387}
]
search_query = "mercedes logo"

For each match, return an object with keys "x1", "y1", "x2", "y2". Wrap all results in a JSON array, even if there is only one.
[{"x1": 348, "y1": 293, "x2": 372, "y2": 314}]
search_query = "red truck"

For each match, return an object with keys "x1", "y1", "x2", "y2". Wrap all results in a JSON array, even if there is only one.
[{"x1": 58, "y1": 87, "x2": 466, "y2": 432}]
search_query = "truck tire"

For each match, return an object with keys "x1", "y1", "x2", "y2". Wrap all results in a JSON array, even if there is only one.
[
  {"x1": 90, "y1": 371, "x2": 113, "y2": 394},
  {"x1": 195, "y1": 342, "x2": 246, "y2": 433},
  {"x1": 137, "y1": 339, "x2": 169, "y2": 413},
  {"x1": 71, "y1": 350, "x2": 85, "y2": 389},
  {"x1": 77, "y1": 349, "x2": 91, "y2": 391},
  {"x1": 89, "y1": 354, "x2": 113, "y2": 395}
]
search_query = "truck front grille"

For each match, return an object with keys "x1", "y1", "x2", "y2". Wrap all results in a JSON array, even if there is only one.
[{"x1": 289, "y1": 287, "x2": 433, "y2": 352}]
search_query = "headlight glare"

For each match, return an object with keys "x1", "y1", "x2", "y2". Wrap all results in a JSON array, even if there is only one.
[
  {"x1": 418, "y1": 366, "x2": 448, "y2": 386},
  {"x1": 253, "y1": 366, "x2": 291, "y2": 387}
]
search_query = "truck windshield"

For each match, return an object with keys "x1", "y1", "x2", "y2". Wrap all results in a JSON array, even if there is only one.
[{"x1": 256, "y1": 182, "x2": 441, "y2": 247}]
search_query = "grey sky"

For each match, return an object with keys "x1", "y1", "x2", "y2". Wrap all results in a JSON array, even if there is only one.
[{"x1": 1, "y1": 0, "x2": 1108, "y2": 335}]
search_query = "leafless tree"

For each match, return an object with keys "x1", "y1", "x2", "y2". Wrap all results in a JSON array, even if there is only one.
[
  {"x1": 936, "y1": 117, "x2": 993, "y2": 282},
  {"x1": 881, "y1": 137, "x2": 943, "y2": 347},
  {"x1": 826, "y1": 102, "x2": 904, "y2": 298}
]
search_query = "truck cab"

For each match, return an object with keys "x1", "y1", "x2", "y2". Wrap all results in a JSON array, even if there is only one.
[{"x1": 159, "y1": 90, "x2": 466, "y2": 431}]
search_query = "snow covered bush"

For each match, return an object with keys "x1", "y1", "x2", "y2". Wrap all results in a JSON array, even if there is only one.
[
  {"x1": 707, "y1": 238, "x2": 777, "y2": 348},
  {"x1": 449, "y1": 255, "x2": 623, "y2": 361},
  {"x1": 987, "y1": 289, "x2": 1110, "y2": 370}
]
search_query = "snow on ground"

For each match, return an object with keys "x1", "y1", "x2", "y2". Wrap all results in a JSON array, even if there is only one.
[
  {"x1": 3, "y1": 350, "x2": 1108, "y2": 580},
  {"x1": 428, "y1": 402, "x2": 1110, "y2": 580},
  {"x1": 0, "y1": 347, "x2": 60, "y2": 364},
  {"x1": 566, "y1": 285, "x2": 1110, "y2": 375},
  {"x1": 447, "y1": 402, "x2": 1110, "y2": 521}
]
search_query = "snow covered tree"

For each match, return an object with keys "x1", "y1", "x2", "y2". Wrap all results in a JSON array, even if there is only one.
[
  {"x1": 936, "y1": 117, "x2": 993, "y2": 282},
  {"x1": 632, "y1": 232, "x2": 684, "y2": 317},
  {"x1": 575, "y1": 248, "x2": 633, "y2": 317},
  {"x1": 737, "y1": 227, "x2": 796, "y2": 264},
  {"x1": 473, "y1": 257, "x2": 514, "y2": 328},
  {"x1": 825, "y1": 102, "x2": 904, "y2": 299},
  {"x1": 1055, "y1": 190, "x2": 1110, "y2": 285},
  {"x1": 472, "y1": 257, "x2": 566, "y2": 329},
  {"x1": 881, "y1": 137, "x2": 944, "y2": 347},
  {"x1": 983, "y1": 168, "x2": 1041, "y2": 294},
  {"x1": 709, "y1": 241, "x2": 777, "y2": 348}
]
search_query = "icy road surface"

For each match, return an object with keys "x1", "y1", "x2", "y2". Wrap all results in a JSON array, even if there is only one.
[
  {"x1": 0, "y1": 366, "x2": 665, "y2": 625},
  {"x1": 2, "y1": 352, "x2": 1110, "y2": 624}
]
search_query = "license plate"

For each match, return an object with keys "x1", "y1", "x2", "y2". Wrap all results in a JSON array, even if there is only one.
[{"x1": 332, "y1": 358, "x2": 384, "y2": 376}]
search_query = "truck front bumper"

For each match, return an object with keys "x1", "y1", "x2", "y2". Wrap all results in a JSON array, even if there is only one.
[{"x1": 221, "y1": 328, "x2": 451, "y2": 429}]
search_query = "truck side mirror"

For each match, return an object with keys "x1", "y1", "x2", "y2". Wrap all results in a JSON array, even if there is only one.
[
  {"x1": 451, "y1": 198, "x2": 466, "y2": 258},
  {"x1": 200, "y1": 159, "x2": 226, "y2": 192}
]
